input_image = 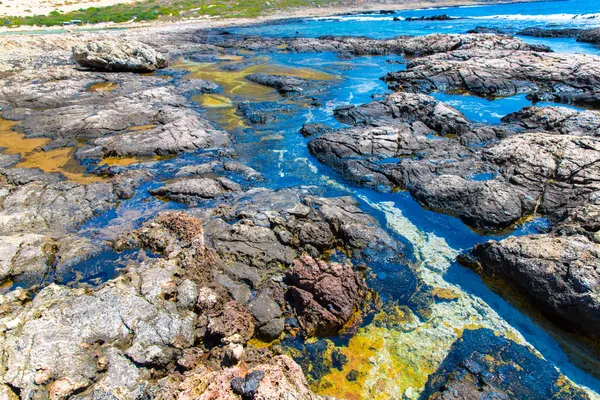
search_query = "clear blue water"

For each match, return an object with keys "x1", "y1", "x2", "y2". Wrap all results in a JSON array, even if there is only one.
[
  {"x1": 231, "y1": 0, "x2": 600, "y2": 55},
  {"x1": 11, "y1": 0, "x2": 600, "y2": 395}
]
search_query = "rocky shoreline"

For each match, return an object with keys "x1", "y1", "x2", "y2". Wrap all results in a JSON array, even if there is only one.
[{"x1": 0, "y1": 19, "x2": 598, "y2": 400}]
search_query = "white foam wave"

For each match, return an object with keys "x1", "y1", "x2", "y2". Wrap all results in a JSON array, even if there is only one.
[
  {"x1": 474, "y1": 12, "x2": 600, "y2": 22},
  {"x1": 314, "y1": 16, "x2": 400, "y2": 22}
]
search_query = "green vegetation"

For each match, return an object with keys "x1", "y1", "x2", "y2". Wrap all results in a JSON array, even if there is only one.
[{"x1": 3, "y1": 0, "x2": 337, "y2": 27}]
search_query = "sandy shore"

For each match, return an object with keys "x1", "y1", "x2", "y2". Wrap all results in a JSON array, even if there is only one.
[
  {"x1": 0, "y1": 0, "x2": 142, "y2": 17},
  {"x1": 0, "y1": 0, "x2": 547, "y2": 34}
]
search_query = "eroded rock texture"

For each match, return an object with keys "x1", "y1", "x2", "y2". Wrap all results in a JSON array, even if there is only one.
[{"x1": 73, "y1": 40, "x2": 168, "y2": 72}]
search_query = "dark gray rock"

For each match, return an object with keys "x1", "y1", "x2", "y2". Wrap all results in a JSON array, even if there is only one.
[{"x1": 245, "y1": 73, "x2": 329, "y2": 97}]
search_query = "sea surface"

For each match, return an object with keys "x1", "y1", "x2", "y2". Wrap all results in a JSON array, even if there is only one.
[{"x1": 8, "y1": 0, "x2": 600, "y2": 398}]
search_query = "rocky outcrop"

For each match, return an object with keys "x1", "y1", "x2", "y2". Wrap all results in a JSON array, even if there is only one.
[
  {"x1": 286, "y1": 255, "x2": 368, "y2": 336},
  {"x1": 300, "y1": 123, "x2": 334, "y2": 137},
  {"x1": 73, "y1": 40, "x2": 168, "y2": 72},
  {"x1": 245, "y1": 73, "x2": 330, "y2": 97},
  {"x1": 149, "y1": 177, "x2": 241, "y2": 203},
  {"x1": 577, "y1": 28, "x2": 600, "y2": 44},
  {"x1": 384, "y1": 51, "x2": 600, "y2": 103},
  {"x1": 212, "y1": 33, "x2": 548, "y2": 57},
  {"x1": 422, "y1": 329, "x2": 590, "y2": 400},
  {"x1": 469, "y1": 234, "x2": 600, "y2": 338},
  {"x1": 463, "y1": 202, "x2": 600, "y2": 339},
  {"x1": 405, "y1": 14, "x2": 457, "y2": 22},
  {"x1": 90, "y1": 108, "x2": 230, "y2": 157},
  {"x1": 501, "y1": 106, "x2": 600, "y2": 137},
  {"x1": 334, "y1": 91, "x2": 471, "y2": 134},
  {"x1": 0, "y1": 180, "x2": 118, "y2": 235},
  {"x1": 517, "y1": 27, "x2": 582, "y2": 38},
  {"x1": 201, "y1": 188, "x2": 402, "y2": 267},
  {"x1": 0, "y1": 258, "x2": 196, "y2": 398},
  {"x1": 309, "y1": 93, "x2": 600, "y2": 231}
]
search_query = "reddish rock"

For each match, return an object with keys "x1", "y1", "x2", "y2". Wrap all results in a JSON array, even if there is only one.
[
  {"x1": 286, "y1": 255, "x2": 367, "y2": 336},
  {"x1": 207, "y1": 301, "x2": 254, "y2": 343}
]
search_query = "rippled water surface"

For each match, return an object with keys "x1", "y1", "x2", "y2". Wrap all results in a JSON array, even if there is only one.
[{"x1": 8, "y1": 0, "x2": 600, "y2": 398}]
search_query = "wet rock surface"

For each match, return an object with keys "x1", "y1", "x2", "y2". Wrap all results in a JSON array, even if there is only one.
[
  {"x1": 0, "y1": 26, "x2": 599, "y2": 400},
  {"x1": 245, "y1": 72, "x2": 330, "y2": 97},
  {"x1": 310, "y1": 91, "x2": 600, "y2": 231},
  {"x1": 384, "y1": 50, "x2": 600, "y2": 105},
  {"x1": 463, "y1": 204, "x2": 600, "y2": 339},
  {"x1": 422, "y1": 328, "x2": 591, "y2": 400}
]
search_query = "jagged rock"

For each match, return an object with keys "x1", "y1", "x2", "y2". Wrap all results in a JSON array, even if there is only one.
[
  {"x1": 310, "y1": 92, "x2": 600, "y2": 231},
  {"x1": 466, "y1": 26, "x2": 508, "y2": 35},
  {"x1": 334, "y1": 91, "x2": 470, "y2": 134},
  {"x1": 245, "y1": 73, "x2": 329, "y2": 97},
  {"x1": 0, "y1": 180, "x2": 118, "y2": 235},
  {"x1": 207, "y1": 300, "x2": 255, "y2": 343},
  {"x1": 384, "y1": 50, "x2": 600, "y2": 102},
  {"x1": 11, "y1": 87, "x2": 183, "y2": 140},
  {"x1": 467, "y1": 233, "x2": 600, "y2": 338},
  {"x1": 577, "y1": 28, "x2": 600, "y2": 44},
  {"x1": 286, "y1": 255, "x2": 367, "y2": 336},
  {"x1": 172, "y1": 355, "x2": 323, "y2": 399},
  {"x1": 300, "y1": 123, "x2": 334, "y2": 137},
  {"x1": 149, "y1": 177, "x2": 241, "y2": 203},
  {"x1": 517, "y1": 27, "x2": 582, "y2": 38},
  {"x1": 92, "y1": 108, "x2": 230, "y2": 157},
  {"x1": 422, "y1": 329, "x2": 590, "y2": 400},
  {"x1": 501, "y1": 106, "x2": 600, "y2": 137},
  {"x1": 73, "y1": 40, "x2": 168, "y2": 72},
  {"x1": 248, "y1": 292, "x2": 284, "y2": 341},
  {"x1": 203, "y1": 188, "x2": 402, "y2": 267},
  {"x1": 0, "y1": 258, "x2": 197, "y2": 398},
  {"x1": 405, "y1": 14, "x2": 457, "y2": 22},
  {"x1": 212, "y1": 33, "x2": 546, "y2": 57}
]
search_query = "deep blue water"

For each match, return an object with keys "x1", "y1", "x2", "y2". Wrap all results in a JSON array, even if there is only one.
[{"x1": 11, "y1": 0, "x2": 600, "y2": 395}]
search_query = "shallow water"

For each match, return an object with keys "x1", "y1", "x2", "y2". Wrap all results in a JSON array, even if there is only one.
[{"x1": 3, "y1": 0, "x2": 600, "y2": 397}]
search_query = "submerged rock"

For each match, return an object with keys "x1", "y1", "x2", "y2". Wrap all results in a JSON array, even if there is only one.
[
  {"x1": 422, "y1": 328, "x2": 590, "y2": 400},
  {"x1": 245, "y1": 72, "x2": 329, "y2": 97},
  {"x1": 73, "y1": 40, "x2": 168, "y2": 72}
]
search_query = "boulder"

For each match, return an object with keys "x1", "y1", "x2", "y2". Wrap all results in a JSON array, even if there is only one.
[
  {"x1": 286, "y1": 255, "x2": 367, "y2": 336},
  {"x1": 73, "y1": 40, "x2": 168, "y2": 73}
]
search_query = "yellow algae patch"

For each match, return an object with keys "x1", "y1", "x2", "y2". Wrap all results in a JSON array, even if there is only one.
[
  {"x1": 0, "y1": 119, "x2": 50, "y2": 156},
  {"x1": 98, "y1": 156, "x2": 153, "y2": 167},
  {"x1": 176, "y1": 58, "x2": 337, "y2": 102},
  {"x1": 432, "y1": 287, "x2": 461, "y2": 301},
  {"x1": 199, "y1": 94, "x2": 234, "y2": 108},
  {"x1": 87, "y1": 81, "x2": 120, "y2": 93},
  {"x1": 16, "y1": 148, "x2": 105, "y2": 185},
  {"x1": 217, "y1": 54, "x2": 245, "y2": 62},
  {"x1": 247, "y1": 336, "x2": 282, "y2": 350},
  {"x1": 312, "y1": 197, "x2": 544, "y2": 399},
  {"x1": 314, "y1": 333, "x2": 383, "y2": 400},
  {"x1": 128, "y1": 124, "x2": 157, "y2": 132}
]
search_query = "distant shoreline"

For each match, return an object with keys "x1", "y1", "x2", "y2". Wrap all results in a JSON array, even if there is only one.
[{"x1": 0, "y1": 0, "x2": 559, "y2": 35}]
